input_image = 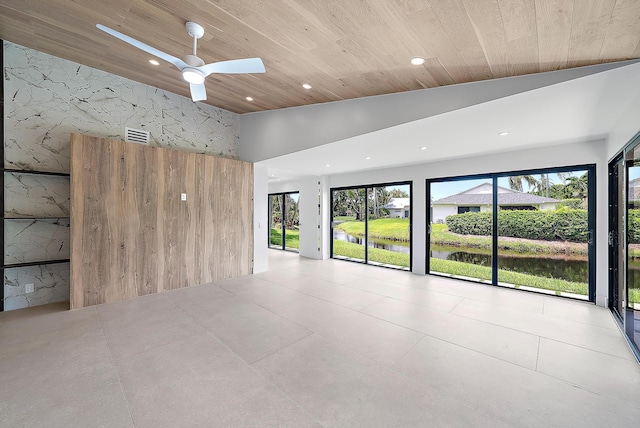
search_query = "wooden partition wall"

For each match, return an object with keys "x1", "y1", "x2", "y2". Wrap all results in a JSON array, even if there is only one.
[{"x1": 69, "y1": 134, "x2": 253, "y2": 308}]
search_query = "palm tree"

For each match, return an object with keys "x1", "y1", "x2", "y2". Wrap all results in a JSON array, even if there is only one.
[{"x1": 508, "y1": 175, "x2": 539, "y2": 192}]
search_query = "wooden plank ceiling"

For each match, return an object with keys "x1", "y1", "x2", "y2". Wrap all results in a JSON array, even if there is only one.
[{"x1": 1, "y1": 0, "x2": 639, "y2": 113}]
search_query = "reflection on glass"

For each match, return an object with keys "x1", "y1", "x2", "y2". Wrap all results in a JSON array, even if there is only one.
[
  {"x1": 332, "y1": 188, "x2": 366, "y2": 262},
  {"x1": 269, "y1": 193, "x2": 300, "y2": 252},
  {"x1": 367, "y1": 184, "x2": 411, "y2": 270},
  {"x1": 269, "y1": 194, "x2": 282, "y2": 249},
  {"x1": 626, "y1": 148, "x2": 640, "y2": 354},
  {"x1": 284, "y1": 193, "x2": 300, "y2": 251},
  {"x1": 429, "y1": 178, "x2": 493, "y2": 283},
  {"x1": 497, "y1": 171, "x2": 589, "y2": 299}
]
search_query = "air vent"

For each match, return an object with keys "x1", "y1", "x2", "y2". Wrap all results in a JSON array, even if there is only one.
[{"x1": 124, "y1": 127, "x2": 150, "y2": 144}]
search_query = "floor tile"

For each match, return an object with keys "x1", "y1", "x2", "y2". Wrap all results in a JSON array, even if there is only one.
[
  {"x1": 393, "y1": 335, "x2": 640, "y2": 427},
  {"x1": 0, "y1": 320, "x2": 132, "y2": 428},
  {"x1": 254, "y1": 334, "x2": 508, "y2": 428},
  {"x1": 179, "y1": 294, "x2": 313, "y2": 364},
  {"x1": 363, "y1": 297, "x2": 540, "y2": 369},
  {"x1": 451, "y1": 298, "x2": 635, "y2": 360},
  {"x1": 254, "y1": 268, "x2": 308, "y2": 285},
  {"x1": 345, "y1": 277, "x2": 464, "y2": 312},
  {"x1": 218, "y1": 277, "x2": 309, "y2": 311},
  {"x1": 0, "y1": 303, "x2": 101, "y2": 360},
  {"x1": 542, "y1": 297, "x2": 619, "y2": 330},
  {"x1": 280, "y1": 276, "x2": 386, "y2": 310},
  {"x1": 272, "y1": 297, "x2": 424, "y2": 366},
  {"x1": 117, "y1": 335, "x2": 321, "y2": 428},
  {"x1": 537, "y1": 337, "x2": 640, "y2": 407},
  {"x1": 97, "y1": 293, "x2": 205, "y2": 362}
]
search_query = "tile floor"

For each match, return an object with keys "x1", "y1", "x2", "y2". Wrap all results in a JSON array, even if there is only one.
[{"x1": 1, "y1": 250, "x2": 639, "y2": 427}]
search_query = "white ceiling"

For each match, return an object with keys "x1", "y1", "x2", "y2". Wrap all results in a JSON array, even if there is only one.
[{"x1": 260, "y1": 61, "x2": 640, "y2": 182}]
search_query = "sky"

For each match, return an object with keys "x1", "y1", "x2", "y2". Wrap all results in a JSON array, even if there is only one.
[{"x1": 430, "y1": 171, "x2": 588, "y2": 201}]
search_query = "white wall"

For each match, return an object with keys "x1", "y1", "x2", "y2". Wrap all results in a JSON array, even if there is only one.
[
  {"x1": 432, "y1": 206, "x2": 457, "y2": 223},
  {"x1": 253, "y1": 164, "x2": 269, "y2": 273},
  {"x1": 281, "y1": 139, "x2": 608, "y2": 303},
  {"x1": 607, "y1": 87, "x2": 640, "y2": 160},
  {"x1": 239, "y1": 62, "x2": 634, "y2": 163}
]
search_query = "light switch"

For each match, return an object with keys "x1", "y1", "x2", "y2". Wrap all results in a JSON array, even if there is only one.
[
  {"x1": 181, "y1": 193, "x2": 187, "y2": 201},
  {"x1": 25, "y1": 283, "x2": 35, "y2": 293}
]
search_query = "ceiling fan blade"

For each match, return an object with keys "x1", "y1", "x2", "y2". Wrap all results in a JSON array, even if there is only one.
[
  {"x1": 96, "y1": 24, "x2": 188, "y2": 70},
  {"x1": 199, "y1": 58, "x2": 266, "y2": 77},
  {"x1": 190, "y1": 83, "x2": 207, "y2": 102}
]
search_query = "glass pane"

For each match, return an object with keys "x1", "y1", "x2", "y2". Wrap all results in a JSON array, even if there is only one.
[
  {"x1": 617, "y1": 163, "x2": 626, "y2": 317},
  {"x1": 430, "y1": 178, "x2": 493, "y2": 283},
  {"x1": 626, "y1": 148, "x2": 640, "y2": 354},
  {"x1": 332, "y1": 188, "x2": 366, "y2": 262},
  {"x1": 497, "y1": 171, "x2": 589, "y2": 299},
  {"x1": 367, "y1": 184, "x2": 411, "y2": 270},
  {"x1": 269, "y1": 194, "x2": 283, "y2": 249},
  {"x1": 284, "y1": 193, "x2": 300, "y2": 252}
]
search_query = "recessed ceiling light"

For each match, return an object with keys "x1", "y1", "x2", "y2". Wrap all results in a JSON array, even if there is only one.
[
  {"x1": 246, "y1": 96, "x2": 254, "y2": 101},
  {"x1": 302, "y1": 83, "x2": 312, "y2": 89},
  {"x1": 420, "y1": 146, "x2": 427, "y2": 150},
  {"x1": 365, "y1": 156, "x2": 371, "y2": 160},
  {"x1": 148, "y1": 59, "x2": 160, "y2": 66},
  {"x1": 499, "y1": 131, "x2": 509, "y2": 136},
  {"x1": 325, "y1": 164, "x2": 331, "y2": 167},
  {"x1": 410, "y1": 57, "x2": 426, "y2": 65}
]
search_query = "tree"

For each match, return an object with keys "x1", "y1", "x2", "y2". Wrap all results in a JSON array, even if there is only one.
[
  {"x1": 508, "y1": 175, "x2": 538, "y2": 192},
  {"x1": 284, "y1": 194, "x2": 299, "y2": 228},
  {"x1": 564, "y1": 174, "x2": 588, "y2": 200},
  {"x1": 389, "y1": 188, "x2": 409, "y2": 198}
]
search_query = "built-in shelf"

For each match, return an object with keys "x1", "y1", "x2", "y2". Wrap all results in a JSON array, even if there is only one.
[
  {"x1": 2, "y1": 166, "x2": 72, "y2": 311},
  {"x1": 3, "y1": 259, "x2": 70, "y2": 269},
  {"x1": 3, "y1": 217, "x2": 70, "y2": 220},
  {"x1": 3, "y1": 169, "x2": 70, "y2": 177}
]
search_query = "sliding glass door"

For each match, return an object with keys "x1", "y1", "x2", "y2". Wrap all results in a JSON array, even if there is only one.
[
  {"x1": 268, "y1": 192, "x2": 300, "y2": 252},
  {"x1": 331, "y1": 182, "x2": 411, "y2": 271},
  {"x1": 625, "y1": 148, "x2": 640, "y2": 355},
  {"x1": 428, "y1": 165, "x2": 595, "y2": 301},
  {"x1": 429, "y1": 177, "x2": 493, "y2": 283},
  {"x1": 497, "y1": 170, "x2": 590, "y2": 299}
]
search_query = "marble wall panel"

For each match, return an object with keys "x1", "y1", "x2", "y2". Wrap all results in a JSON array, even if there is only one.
[
  {"x1": 3, "y1": 41, "x2": 240, "y2": 310},
  {"x1": 3, "y1": 263, "x2": 70, "y2": 311},
  {"x1": 4, "y1": 219, "x2": 70, "y2": 265},
  {"x1": 4, "y1": 173, "x2": 70, "y2": 218}
]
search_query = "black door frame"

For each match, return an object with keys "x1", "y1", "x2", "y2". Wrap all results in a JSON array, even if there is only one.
[
  {"x1": 330, "y1": 181, "x2": 413, "y2": 272},
  {"x1": 268, "y1": 191, "x2": 300, "y2": 253}
]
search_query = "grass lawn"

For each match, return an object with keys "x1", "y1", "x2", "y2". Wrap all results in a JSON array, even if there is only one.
[
  {"x1": 430, "y1": 258, "x2": 587, "y2": 295},
  {"x1": 270, "y1": 228, "x2": 300, "y2": 249},
  {"x1": 332, "y1": 240, "x2": 408, "y2": 267},
  {"x1": 331, "y1": 240, "x2": 587, "y2": 295},
  {"x1": 334, "y1": 216, "x2": 357, "y2": 221},
  {"x1": 335, "y1": 218, "x2": 409, "y2": 241}
]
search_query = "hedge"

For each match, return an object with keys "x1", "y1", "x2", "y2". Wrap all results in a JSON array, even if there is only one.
[
  {"x1": 445, "y1": 209, "x2": 588, "y2": 242},
  {"x1": 629, "y1": 209, "x2": 640, "y2": 244},
  {"x1": 558, "y1": 199, "x2": 583, "y2": 210}
]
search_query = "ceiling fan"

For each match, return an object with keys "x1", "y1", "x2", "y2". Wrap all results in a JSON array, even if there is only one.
[{"x1": 96, "y1": 22, "x2": 265, "y2": 102}]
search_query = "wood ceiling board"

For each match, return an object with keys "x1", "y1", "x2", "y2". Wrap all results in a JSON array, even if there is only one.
[
  {"x1": 535, "y1": 0, "x2": 573, "y2": 72},
  {"x1": 567, "y1": 0, "x2": 617, "y2": 67},
  {"x1": 1, "y1": 0, "x2": 639, "y2": 113},
  {"x1": 599, "y1": 0, "x2": 640, "y2": 59}
]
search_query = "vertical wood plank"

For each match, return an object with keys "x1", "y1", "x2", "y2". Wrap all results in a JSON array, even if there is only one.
[
  {"x1": 69, "y1": 134, "x2": 84, "y2": 309},
  {"x1": 69, "y1": 135, "x2": 253, "y2": 307}
]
